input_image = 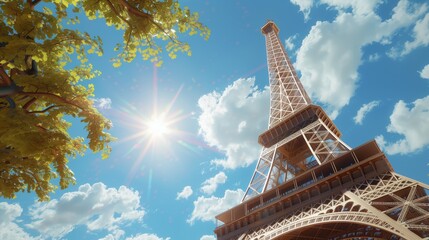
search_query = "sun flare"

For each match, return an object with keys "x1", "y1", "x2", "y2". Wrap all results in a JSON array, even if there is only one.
[
  {"x1": 119, "y1": 80, "x2": 198, "y2": 182},
  {"x1": 147, "y1": 117, "x2": 170, "y2": 137}
]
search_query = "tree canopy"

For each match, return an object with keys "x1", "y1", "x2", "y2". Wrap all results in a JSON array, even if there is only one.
[{"x1": 0, "y1": 0, "x2": 210, "y2": 200}]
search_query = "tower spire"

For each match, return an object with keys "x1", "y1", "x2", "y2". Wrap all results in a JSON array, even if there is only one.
[
  {"x1": 262, "y1": 21, "x2": 311, "y2": 128},
  {"x1": 242, "y1": 21, "x2": 350, "y2": 201}
]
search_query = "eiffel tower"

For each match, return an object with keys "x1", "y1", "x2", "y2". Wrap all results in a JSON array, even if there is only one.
[{"x1": 214, "y1": 21, "x2": 429, "y2": 240}]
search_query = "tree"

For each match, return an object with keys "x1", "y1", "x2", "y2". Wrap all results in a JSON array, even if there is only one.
[{"x1": 0, "y1": 0, "x2": 210, "y2": 201}]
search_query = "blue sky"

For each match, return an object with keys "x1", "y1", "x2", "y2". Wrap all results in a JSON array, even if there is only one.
[{"x1": 2, "y1": 0, "x2": 429, "y2": 239}]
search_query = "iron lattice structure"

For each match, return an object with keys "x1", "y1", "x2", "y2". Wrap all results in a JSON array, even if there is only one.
[
  {"x1": 214, "y1": 21, "x2": 429, "y2": 240},
  {"x1": 243, "y1": 21, "x2": 350, "y2": 201}
]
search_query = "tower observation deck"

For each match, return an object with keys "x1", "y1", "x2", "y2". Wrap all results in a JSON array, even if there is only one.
[{"x1": 214, "y1": 21, "x2": 429, "y2": 240}]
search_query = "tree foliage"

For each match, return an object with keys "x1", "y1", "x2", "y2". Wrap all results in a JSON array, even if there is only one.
[{"x1": 0, "y1": 0, "x2": 210, "y2": 200}]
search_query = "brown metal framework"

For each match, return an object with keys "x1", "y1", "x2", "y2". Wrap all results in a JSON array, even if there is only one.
[
  {"x1": 215, "y1": 21, "x2": 429, "y2": 240},
  {"x1": 243, "y1": 21, "x2": 350, "y2": 202}
]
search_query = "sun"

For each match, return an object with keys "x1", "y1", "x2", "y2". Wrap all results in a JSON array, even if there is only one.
[
  {"x1": 146, "y1": 116, "x2": 170, "y2": 137},
  {"x1": 117, "y1": 72, "x2": 200, "y2": 181}
]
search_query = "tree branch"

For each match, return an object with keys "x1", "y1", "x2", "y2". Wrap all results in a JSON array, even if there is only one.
[
  {"x1": 116, "y1": 0, "x2": 151, "y2": 18},
  {"x1": 116, "y1": 0, "x2": 175, "y2": 41},
  {"x1": 27, "y1": 105, "x2": 63, "y2": 114},
  {"x1": 0, "y1": 65, "x2": 12, "y2": 86},
  {"x1": 35, "y1": 123, "x2": 48, "y2": 131},
  {"x1": 18, "y1": 91, "x2": 85, "y2": 111},
  {"x1": 6, "y1": 97, "x2": 16, "y2": 108},
  {"x1": 23, "y1": 97, "x2": 37, "y2": 110},
  {"x1": 31, "y1": 0, "x2": 42, "y2": 8},
  {"x1": 105, "y1": 0, "x2": 132, "y2": 27},
  {"x1": 104, "y1": 0, "x2": 137, "y2": 51}
]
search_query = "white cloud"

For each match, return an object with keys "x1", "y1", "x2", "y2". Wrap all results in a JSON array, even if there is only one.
[
  {"x1": 197, "y1": 78, "x2": 269, "y2": 169},
  {"x1": 291, "y1": 0, "x2": 382, "y2": 17},
  {"x1": 387, "y1": 1, "x2": 428, "y2": 58},
  {"x1": 387, "y1": 0, "x2": 427, "y2": 28},
  {"x1": 376, "y1": 96, "x2": 429, "y2": 155},
  {"x1": 98, "y1": 230, "x2": 125, "y2": 240},
  {"x1": 354, "y1": 100, "x2": 380, "y2": 125},
  {"x1": 320, "y1": 0, "x2": 381, "y2": 15},
  {"x1": 0, "y1": 202, "x2": 38, "y2": 240},
  {"x1": 420, "y1": 64, "x2": 429, "y2": 79},
  {"x1": 399, "y1": 13, "x2": 429, "y2": 56},
  {"x1": 375, "y1": 135, "x2": 387, "y2": 151},
  {"x1": 187, "y1": 189, "x2": 244, "y2": 224},
  {"x1": 296, "y1": 0, "x2": 426, "y2": 118},
  {"x1": 176, "y1": 186, "x2": 193, "y2": 200},
  {"x1": 0, "y1": 202, "x2": 21, "y2": 224},
  {"x1": 368, "y1": 53, "x2": 380, "y2": 62},
  {"x1": 296, "y1": 13, "x2": 379, "y2": 118},
  {"x1": 27, "y1": 182, "x2": 145, "y2": 239},
  {"x1": 93, "y1": 97, "x2": 112, "y2": 110},
  {"x1": 285, "y1": 34, "x2": 298, "y2": 51},
  {"x1": 200, "y1": 235, "x2": 216, "y2": 240},
  {"x1": 201, "y1": 172, "x2": 227, "y2": 195},
  {"x1": 290, "y1": 0, "x2": 313, "y2": 20},
  {"x1": 125, "y1": 233, "x2": 170, "y2": 240}
]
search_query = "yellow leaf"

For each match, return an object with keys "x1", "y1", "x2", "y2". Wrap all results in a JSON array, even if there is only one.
[{"x1": 113, "y1": 61, "x2": 121, "y2": 68}]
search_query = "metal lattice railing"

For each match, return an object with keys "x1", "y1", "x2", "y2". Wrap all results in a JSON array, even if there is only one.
[{"x1": 243, "y1": 172, "x2": 429, "y2": 240}]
